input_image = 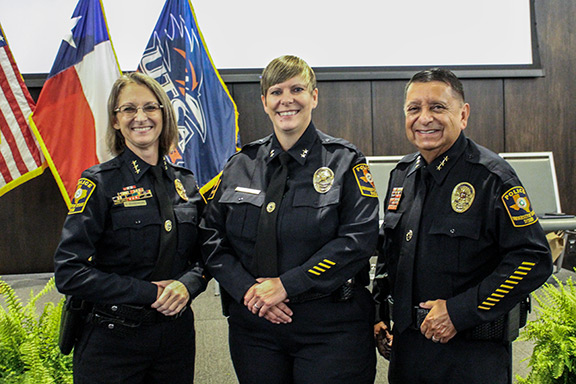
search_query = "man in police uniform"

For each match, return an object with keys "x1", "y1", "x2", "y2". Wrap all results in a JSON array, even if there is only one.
[{"x1": 373, "y1": 68, "x2": 553, "y2": 383}]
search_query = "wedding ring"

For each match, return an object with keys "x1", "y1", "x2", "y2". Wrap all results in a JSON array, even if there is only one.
[
  {"x1": 432, "y1": 336, "x2": 439, "y2": 343},
  {"x1": 254, "y1": 304, "x2": 260, "y2": 310}
]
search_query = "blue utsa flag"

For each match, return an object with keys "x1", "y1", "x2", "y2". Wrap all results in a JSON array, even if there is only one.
[{"x1": 139, "y1": 0, "x2": 239, "y2": 195}]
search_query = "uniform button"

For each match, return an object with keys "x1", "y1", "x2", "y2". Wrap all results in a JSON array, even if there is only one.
[
  {"x1": 108, "y1": 323, "x2": 115, "y2": 330},
  {"x1": 406, "y1": 230, "x2": 413, "y2": 242},
  {"x1": 111, "y1": 305, "x2": 118, "y2": 312},
  {"x1": 135, "y1": 220, "x2": 141, "y2": 225},
  {"x1": 450, "y1": 228, "x2": 455, "y2": 234},
  {"x1": 238, "y1": 197, "x2": 244, "y2": 201}
]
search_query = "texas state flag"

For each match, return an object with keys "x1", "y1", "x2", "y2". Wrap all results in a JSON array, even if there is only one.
[{"x1": 30, "y1": 0, "x2": 121, "y2": 207}]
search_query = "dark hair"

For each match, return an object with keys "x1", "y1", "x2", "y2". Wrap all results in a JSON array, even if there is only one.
[
  {"x1": 106, "y1": 72, "x2": 178, "y2": 157},
  {"x1": 405, "y1": 68, "x2": 465, "y2": 103},
  {"x1": 260, "y1": 55, "x2": 317, "y2": 96}
]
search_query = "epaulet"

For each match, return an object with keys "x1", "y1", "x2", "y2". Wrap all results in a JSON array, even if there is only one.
[
  {"x1": 243, "y1": 135, "x2": 272, "y2": 149},
  {"x1": 167, "y1": 161, "x2": 194, "y2": 175},
  {"x1": 227, "y1": 135, "x2": 272, "y2": 160},
  {"x1": 83, "y1": 156, "x2": 122, "y2": 176},
  {"x1": 398, "y1": 152, "x2": 419, "y2": 164},
  {"x1": 471, "y1": 144, "x2": 518, "y2": 184},
  {"x1": 317, "y1": 130, "x2": 361, "y2": 154}
]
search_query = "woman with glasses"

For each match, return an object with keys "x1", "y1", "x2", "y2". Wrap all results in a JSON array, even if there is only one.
[{"x1": 54, "y1": 72, "x2": 207, "y2": 383}]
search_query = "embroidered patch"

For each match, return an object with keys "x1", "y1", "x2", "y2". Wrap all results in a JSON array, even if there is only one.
[
  {"x1": 68, "y1": 178, "x2": 96, "y2": 214},
  {"x1": 353, "y1": 163, "x2": 378, "y2": 198},
  {"x1": 501, "y1": 186, "x2": 538, "y2": 227},
  {"x1": 206, "y1": 177, "x2": 222, "y2": 201}
]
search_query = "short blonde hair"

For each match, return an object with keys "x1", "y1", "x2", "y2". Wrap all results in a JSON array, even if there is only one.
[
  {"x1": 260, "y1": 55, "x2": 316, "y2": 96},
  {"x1": 106, "y1": 72, "x2": 178, "y2": 157}
]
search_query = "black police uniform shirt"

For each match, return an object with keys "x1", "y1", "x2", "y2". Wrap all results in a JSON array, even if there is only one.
[
  {"x1": 201, "y1": 123, "x2": 379, "y2": 303},
  {"x1": 375, "y1": 132, "x2": 552, "y2": 332},
  {"x1": 54, "y1": 148, "x2": 207, "y2": 305}
]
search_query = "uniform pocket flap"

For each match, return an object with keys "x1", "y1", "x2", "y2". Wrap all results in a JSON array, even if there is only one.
[
  {"x1": 111, "y1": 208, "x2": 162, "y2": 230},
  {"x1": 174, "y1": 206, "x2": 198, "y2": 224},
  {"x1": 219, "y1": 188, "x2": 265, "y2": 207},
  {"x1": 293, "y1": 186, "x2": 341, "y2": 208},
  {"x1": 429, "y1": 217, "x2": 481, "y2": 239}
]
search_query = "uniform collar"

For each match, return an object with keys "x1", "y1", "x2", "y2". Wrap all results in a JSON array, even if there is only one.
[
  {"x1": 120, "y1": 148, "x2": 171, "y2": 182},
  {"x1": 266, "y1": 122, "x2": 317, "y2": 166},
  {"x1": 424, "y1": 132, "x2": 467, "y2": 185}
]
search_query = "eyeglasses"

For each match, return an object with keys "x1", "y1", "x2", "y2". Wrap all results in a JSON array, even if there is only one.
[{"x1": 114, "y1": 103, "x2": 164, "y2": 118}]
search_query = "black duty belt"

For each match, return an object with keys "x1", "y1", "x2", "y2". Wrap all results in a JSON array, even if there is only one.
[
  {"x1": 90, "y1": 303, "x2": 185, "y2": 327},
  {"x1": 411, "y1": 304, "x2": 524, "y2": 343},
  {"x1": 289, "y1": 279, "x2": 356, "y2": 304}
]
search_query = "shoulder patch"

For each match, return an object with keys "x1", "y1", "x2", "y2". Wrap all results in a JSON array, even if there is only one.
[
  {"x1": 69, "y1": 178, "x2": 96, "y2": 215},
  {"x1": 501, "y1": 186, "x2": 538, "y2": 227},
  {"x1": 206, "y1": 176, "x2": 222, "y2": 201},
  {"x1": 353, "y1": 163, "x2": 378, "y2": 198}
]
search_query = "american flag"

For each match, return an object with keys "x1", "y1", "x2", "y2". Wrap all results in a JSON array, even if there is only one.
[{"x1": 0, "y1": 24, "x2": 45, "y2": 197}]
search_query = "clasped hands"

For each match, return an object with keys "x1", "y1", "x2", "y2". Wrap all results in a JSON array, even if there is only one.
[
  {"x1": 151, "y1": 279, "x2": 190, "y2": 317},
  {"x1": 243, "y1": 277, "x2": 293, "y2": 324}
]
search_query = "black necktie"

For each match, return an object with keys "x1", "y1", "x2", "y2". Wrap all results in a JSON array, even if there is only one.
[
  {"x1": 393, "y1": 166, "x2": 430, "y2": 333},
  {"x1": 150, "y1": 164, "x2": 177, "y2": 280},
  {"x1": 252, "y1": 152, "x2": 291, "y2": 277}
]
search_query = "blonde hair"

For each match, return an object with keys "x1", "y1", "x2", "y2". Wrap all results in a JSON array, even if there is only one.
[{"x1": 260, "y1": 55, "x2": 316, "y2": 96}]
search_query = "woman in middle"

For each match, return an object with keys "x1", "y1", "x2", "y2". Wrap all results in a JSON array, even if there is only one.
[{"x1": 201, "y1": 55, "x2": 379, "y2": 384}]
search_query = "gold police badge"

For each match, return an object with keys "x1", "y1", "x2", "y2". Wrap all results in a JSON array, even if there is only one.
[
  {"x1": 451, "y1": 182, "x2": 475, "y2": 213},
  {"x1": 174, "y1": 179, "x2": 189, "y2": 201},
  {"x1": 313, "y1": 167, "x2": 334, "y2": 193}
]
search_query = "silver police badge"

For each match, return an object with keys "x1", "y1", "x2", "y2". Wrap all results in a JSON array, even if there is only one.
[
  {"x1": 451, "y1": 182, "x2": 475, "y2": 213},
  {"x1": 313, "y1": 167, "x2": 334, "y2": 193}
]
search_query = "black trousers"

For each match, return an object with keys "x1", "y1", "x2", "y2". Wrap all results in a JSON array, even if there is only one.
[
  {"x1": 388, "y1": 327, "x2": 511, "y2": 384},
  {"x1": 73, "y1": 309, "x2": 195, "y2": 384},
  {"x1": 228, "y1": 288, "x2": 376, "y2": 384}
]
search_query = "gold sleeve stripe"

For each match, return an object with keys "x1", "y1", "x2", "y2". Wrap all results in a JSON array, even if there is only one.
[
  {"x1": 486, "y1": 297, "x2": 500, "y2": 302},
  {"x1": 478, "y1": 262, "x2": 534, "y2": 311},
  {"x1": 307, "y1": 259, "x2": 336, "y2": 276},
  {"x1": 522, "y1": 261, "x2": 536, "y2": 266}
]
